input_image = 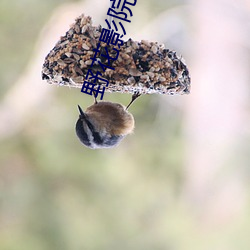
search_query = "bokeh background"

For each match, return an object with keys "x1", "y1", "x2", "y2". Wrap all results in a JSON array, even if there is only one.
[{"x1": 1, "y1": 0, "x2": 250, "y2": 249}]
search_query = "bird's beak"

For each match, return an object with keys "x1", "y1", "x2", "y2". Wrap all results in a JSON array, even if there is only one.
[{"x1": 77, "y1": 105, "x2": 86, "y2": 119}]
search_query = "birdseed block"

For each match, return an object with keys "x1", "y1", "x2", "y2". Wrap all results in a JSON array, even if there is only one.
[{"x1": 42, "y1": 14, "x2": 190, "y2": 95}]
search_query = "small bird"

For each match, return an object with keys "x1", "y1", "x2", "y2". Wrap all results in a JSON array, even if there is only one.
[{"x1": 75, "y1": 92, "x2": 140, "y2": 149}]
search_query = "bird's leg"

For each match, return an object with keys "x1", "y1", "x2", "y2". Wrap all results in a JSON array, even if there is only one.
[
  {"x1": 126, "y1": 91, "x2": 141, "y2": 110},
  {"x1": 92, "y1": 91, "x2": 98, "y2": 104}
]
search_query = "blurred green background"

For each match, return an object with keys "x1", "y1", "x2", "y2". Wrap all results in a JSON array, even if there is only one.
[{"x1": 1, "y1": 0, "x2": 250, "y2": 250}]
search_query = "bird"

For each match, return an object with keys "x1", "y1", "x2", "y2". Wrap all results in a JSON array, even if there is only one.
[{"x1": 75, "y1": 92, "x2": 140, "y2": 149}]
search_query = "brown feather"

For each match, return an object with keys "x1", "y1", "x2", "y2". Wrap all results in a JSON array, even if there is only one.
[{"x1": 85, "y1": 101, "x2": 134, "y2": 135}]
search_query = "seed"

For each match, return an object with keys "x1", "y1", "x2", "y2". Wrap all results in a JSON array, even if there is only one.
[
  {"x1": 72, "y1": 48, "x2": 85, "y2": 55},
  {"x1": 141, "y1": 40, "x2": 150, "y2": 47},
  {"x1": 57, "y1": 59, "x2": 67, "y2": 66},
  {"x1": 73, "y1": 53, "x2": 80, "y2": 60},
  {"x1": 122, "y1": 53, "x2": 130, "y2": 60},
  {"x1": 132, "y1": 41, "x2": 138, "y2": 50},
  {"x1": 59, "y1": 40, "x2": 69, "y2": 47},
  {"x1": 140, "y1": 75, "x2": 149, "y2": 81},
  {"x1": 129, "y1": 68, "x2": 142, "y2": 76},
  {"x1": 63, "y1": 58, "x2": 75, "y2": 64},
  {"x1": 74, "y1": 66, "x2": 83, "y2": 75},
  {"x1": 151, "y1": 45, "x2": 158, "y2": 54},
  {"x1": 82, "y1": 43, "x2": 90, "y2": 50},
  {"x1": 81, "y1": 25, "x2": 88, "y2": 34},
  {"x1": 147, "y1": 72, "x2": 154, "y2": 78},
  {"x1": 75, "y1": 25, "x2": 80, "y2": 34},
  {"x1": 128, "y1": 77, "x2": 135, "y2": 84},
  {"x1": 65, "y1": 52, "x2": 72, "y2": 58},
  {"x1": 72, "y1": 76, "x2": 84, "y2": 83},
  {"x1": 85, "y1": 60, "x2": 92, "y2": 65}
]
